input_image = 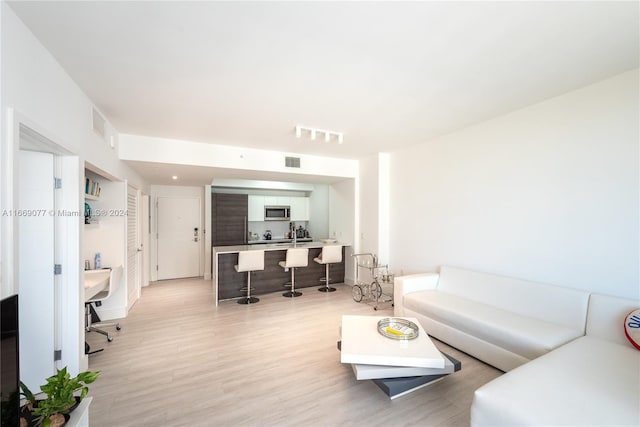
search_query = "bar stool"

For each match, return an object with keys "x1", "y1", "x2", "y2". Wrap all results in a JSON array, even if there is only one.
[
  {"x1": 314, "y1": 245, "x2": 342, "y2": 292},
  {"x1": 279, "y1": 247, "x2": 309, "y2": 297},
  {"x1": 235, "y1": 250, "x2": 265, "y2": 304}
]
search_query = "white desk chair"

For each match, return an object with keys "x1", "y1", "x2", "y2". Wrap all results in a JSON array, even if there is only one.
[
  {"x1": 86, "y1": 265, "x2": 123, "y2": 342},
  {"x1": 279, "y1": 247, "x2": 309, "y2": 298},
  {"x1": 314, "y1": 245, "x2": 342, "y2": 292},
  {"x1": 235, "y1": 250, "x2": 265, "y2": 304}
]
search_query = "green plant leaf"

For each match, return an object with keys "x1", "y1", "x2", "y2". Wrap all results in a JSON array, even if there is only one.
[
  {"x1": 28, "y1": 367, "x2": 101, "y2": 421},
  {"x1": 19, "y1": 380, "x2": 37, "y2": 405}
]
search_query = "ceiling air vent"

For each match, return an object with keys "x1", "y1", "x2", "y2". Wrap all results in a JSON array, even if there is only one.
[
  {"x1": 285, "y1": 156, "x2": 301, "y2": 168},
  {"x1": 92, "y1": 108, "x2": 106, "y2": 139}
]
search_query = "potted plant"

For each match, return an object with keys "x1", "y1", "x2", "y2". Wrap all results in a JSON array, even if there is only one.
[{"x1": 20, "y1": 367, "x2": 100, "y2": 427}]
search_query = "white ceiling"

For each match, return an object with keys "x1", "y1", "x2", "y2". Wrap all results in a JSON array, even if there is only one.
[{"x1": 8, "y1": 1, "x2": 639, "y2": 185}]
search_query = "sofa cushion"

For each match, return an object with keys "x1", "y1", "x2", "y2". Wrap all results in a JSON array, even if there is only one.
[
  {"x1": 404, "y1": 291, "x2": 583, "y2": 360},
  {"x1": 471, "y1": 336, "x2": 640, "y2": 426},
  {"x1": 437, "y1": 266, "x2": 590, "y2": 332}
]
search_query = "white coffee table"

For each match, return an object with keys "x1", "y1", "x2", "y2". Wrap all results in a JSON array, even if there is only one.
[{"x1": 339, "y1": 315, "x2": 461, "y2": 399}]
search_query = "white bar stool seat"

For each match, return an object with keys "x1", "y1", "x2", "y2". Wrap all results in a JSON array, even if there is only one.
[
  {"x1": 314, "y1": 245, "x2": 342, "y2": 292},
  {"x1": 235, "y1": 250, "x2": 265, "y2": 304},
  {"x1": 279, "y1": 247, "x2": 309, "y2": 298}
]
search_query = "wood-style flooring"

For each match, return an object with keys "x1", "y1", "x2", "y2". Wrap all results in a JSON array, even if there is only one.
[{"x1": 86, "y1": 278, "x2": 502, "y2": 427}]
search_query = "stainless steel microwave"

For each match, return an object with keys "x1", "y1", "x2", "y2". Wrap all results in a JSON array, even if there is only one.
[{"x1": 264, "y1": 205, "x2": 290, "y2": 221}]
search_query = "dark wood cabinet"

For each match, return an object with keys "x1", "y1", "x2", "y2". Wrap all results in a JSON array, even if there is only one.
[{"x1": 212, "y1": 193, "x2": 248, "y2": 246}]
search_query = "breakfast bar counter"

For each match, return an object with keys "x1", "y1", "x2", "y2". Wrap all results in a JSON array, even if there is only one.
[{"x1": 212, "y1": 241, "x2": 346, "y2": 304}]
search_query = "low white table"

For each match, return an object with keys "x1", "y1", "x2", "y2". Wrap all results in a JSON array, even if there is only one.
[{"x1": 339, "y1": 315, "x2": 461, "y2": 399}]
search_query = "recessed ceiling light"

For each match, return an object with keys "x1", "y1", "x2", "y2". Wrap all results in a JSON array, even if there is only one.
[{"x1": 172, "y1": 175, "x2": 178, "y2": 180}]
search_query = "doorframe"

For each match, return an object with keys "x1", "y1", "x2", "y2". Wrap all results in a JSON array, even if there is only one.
[
  {"x1": 204, "y1": 185, "x2": 212, "y2": 280},
  {"x1": 141, "y1": 194, "x2": 150, "y2": 287},
  {"x1": 150, "y1": 185, "x2": 205, "y2": 282},
  {"x1": 126, "y1": 183, "x2": 142, "y2": 310},
  {"x1": 156, "y1": 196, "x2": 202, "y2": 280},
  {"x1": 4, "y1": 108, "x2": 84, "y2": 375}
]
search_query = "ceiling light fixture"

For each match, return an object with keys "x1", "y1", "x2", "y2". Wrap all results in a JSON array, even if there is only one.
[
  {"x1": 172, "y1": 175, "x2": 178, "y2": 180},
  {"x1": 295, "y1": 125, "x2": 344, "y2": 144}
]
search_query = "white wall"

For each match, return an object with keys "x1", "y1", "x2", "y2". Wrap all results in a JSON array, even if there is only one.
[
  {"x1": 308, "y1": 184, "x2": 329, "y2": 239},
  {"x1": 358, "y1": 155, "x2": 381, "y2": 260},
  {"x1": 357, "y1": 153, "x2": 392, "y2": 266},
  {"x1": 120, "y1": 133, "x2": 359, "y2": 180},
  {"x1": 387, "y1": 70, "x2": 639, "y2": 299},
  {"x1": 1, "y1": 3, "x2": 148, "y2": 296},
  {"x1": 329, "y1": 178, "x2": 357, "y2": 284},
  {"x1": 150, "y1": 185, "x2": 205, "y2": 281},
  {"x1": 0, "y1": 4, "x2": 149, "y2": 374}
]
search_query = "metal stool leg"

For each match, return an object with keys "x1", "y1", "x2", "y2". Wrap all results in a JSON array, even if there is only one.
[
  {"x1": 318, "y1": 263, "x2": 336, "y2": 292},
  {"x1": 238, "y1": 271, "x2": 260, "y2": 304},
  {"x1": 283, "y1": 267, "x2": 302, "y2": 297}
]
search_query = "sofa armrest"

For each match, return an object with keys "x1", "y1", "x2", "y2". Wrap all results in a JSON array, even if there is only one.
[{"x1": 394, "y1": 273, "x2": 439, "y2": 316}]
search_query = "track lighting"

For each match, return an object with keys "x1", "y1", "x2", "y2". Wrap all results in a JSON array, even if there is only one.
[{"x1": 295, "y1": 125, "x2": 344, "y2": 144}]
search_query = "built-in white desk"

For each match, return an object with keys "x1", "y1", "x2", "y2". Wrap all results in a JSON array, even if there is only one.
[{"x1": 84, "y1": 269, "x2": 111, "y2": 300}]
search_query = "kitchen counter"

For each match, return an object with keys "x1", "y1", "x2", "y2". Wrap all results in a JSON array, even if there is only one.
[
  {"x1": 214, "y1": 240, "x2": 333, "y2": 254},
  {"x1": 212, "y1": 240, "x2": 345, "y2": 304},
  {"x1": 247, "y1": 238, "x2": 312, "y2": 245}
]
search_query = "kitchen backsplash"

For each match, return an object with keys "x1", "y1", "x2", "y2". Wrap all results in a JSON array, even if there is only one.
[{"x1": 248, "y1": 221, "x2": 309, "y2": 240}]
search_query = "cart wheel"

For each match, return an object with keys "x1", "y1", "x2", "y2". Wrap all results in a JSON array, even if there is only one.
[
  {"x1": 373, "y1": 282, "x2": 383, "y2": 298},
  {"x1": 352, "y1": 285, "x2": 363, "y2": 302}
]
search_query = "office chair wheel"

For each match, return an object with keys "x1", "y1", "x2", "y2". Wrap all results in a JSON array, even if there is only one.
[
  {"x1": 116, "y1": 324, "x2": 121, "y2": 331},
  {"x1": 107, "y1": 336, "x2": 113, "y2": 342}
]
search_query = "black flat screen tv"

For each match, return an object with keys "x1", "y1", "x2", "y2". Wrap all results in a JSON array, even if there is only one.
[{"x1": 1, "y1": 294, "x2": 19, "y2": 427}]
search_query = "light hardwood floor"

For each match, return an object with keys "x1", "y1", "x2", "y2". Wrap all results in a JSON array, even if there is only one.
[{"x1": 86, "y1": 278, "x2": 501, "y2": 426}]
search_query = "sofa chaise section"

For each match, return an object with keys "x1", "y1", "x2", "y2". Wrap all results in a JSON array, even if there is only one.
[{"x1": 470, "y1": 293, "x2": 640, "y2": 426}]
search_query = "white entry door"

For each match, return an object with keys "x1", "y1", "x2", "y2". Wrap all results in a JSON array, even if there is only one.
[
  {"x1": 18, "y1": 150, "x2": 55, "y2": 391},
  {"x1": 157, "y1": 197, "x2": 201, "y2": 279}
]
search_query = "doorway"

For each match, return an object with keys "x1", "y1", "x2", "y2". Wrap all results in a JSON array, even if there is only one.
[
  {"x1": 157, "y1": 197, "x2": 201, "y2": 279},
  {"x1": 17, "y1": 150, "x2": 55, "y2": 390},
  {"x1": 14, "y1": 119, "x2": 81, "y2": 389}
]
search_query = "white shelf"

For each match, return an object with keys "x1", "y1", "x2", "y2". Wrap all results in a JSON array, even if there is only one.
[
  {"x1": 84, "y1": 193, "x2": 99, "y2": 201},
  {"x1": 67, "y1": 396, "x2": 91, "y2": 427}
]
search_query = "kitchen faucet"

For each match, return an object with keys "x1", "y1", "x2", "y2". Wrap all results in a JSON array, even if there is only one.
[{"x1": 290, "y1": 221, "x2": 297, "y2": 246}]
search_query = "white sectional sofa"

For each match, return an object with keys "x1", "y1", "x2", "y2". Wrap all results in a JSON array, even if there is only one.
[
  {"x1": 471, "y1": 293, "x2": 640, "y2": 426},
  {"x1": 394, "y1": 266, "x2": 590, "y2": 371},
  {"x1": 394, "y1": 266, "x2": 640, "y2": 425}
]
